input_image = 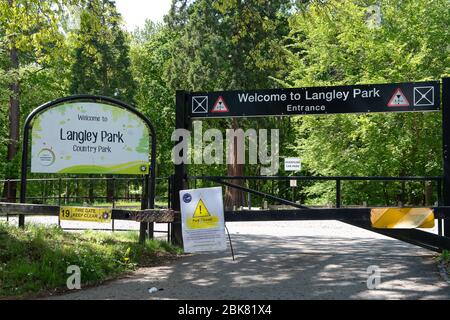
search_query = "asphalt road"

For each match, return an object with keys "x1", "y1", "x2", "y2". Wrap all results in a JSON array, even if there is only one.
[{"x1": 48, "y1": 220, "x2": 450, "y2": 300}]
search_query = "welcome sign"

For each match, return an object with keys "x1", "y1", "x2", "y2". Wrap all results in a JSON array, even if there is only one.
[{"x1": 31, "y1": 102, "x2": 149, "y2": 174}]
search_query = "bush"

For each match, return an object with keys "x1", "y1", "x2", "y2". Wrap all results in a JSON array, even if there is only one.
[{"x1": 0, "y1": 223, "x2": 181, "y2": 298}]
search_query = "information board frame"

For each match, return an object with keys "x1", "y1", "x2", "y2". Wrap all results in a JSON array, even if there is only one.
[{"x1": 19, "y1": 95, "x2": 157, "y2": 241}]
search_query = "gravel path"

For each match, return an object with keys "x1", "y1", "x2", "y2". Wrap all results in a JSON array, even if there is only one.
[{"x1": 46, "y1": 220, "x2": 450, "y2": 300}]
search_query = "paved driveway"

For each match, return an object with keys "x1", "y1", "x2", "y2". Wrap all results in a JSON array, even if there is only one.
[{"x1": 49, "y1": 221, "x2": 450, "y2": 300}]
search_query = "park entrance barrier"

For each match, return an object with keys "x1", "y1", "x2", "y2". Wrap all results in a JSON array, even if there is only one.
[
  {"x1": 4, "y1": 81, "x2": 450, "y2": 251},
  {"x1": 170, "y1": 78, "x2": 450, "y2": 252}
]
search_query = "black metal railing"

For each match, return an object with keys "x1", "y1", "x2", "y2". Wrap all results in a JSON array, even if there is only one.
[
  {"x1": 187, "y1": 175, "x2": 444, "y2": 236},
  {"x1": 1, "y1": 175, "x2": 444, "y2": 238},
  {"x1": 0, "y1": 176, "x2": 170, "y2": 205},
  {"x1": 187, "y1": 175, "x2": 443, "y2": 208},
  {"x1": 0, "y1": 176, "x2": 172, "y2": 239}
]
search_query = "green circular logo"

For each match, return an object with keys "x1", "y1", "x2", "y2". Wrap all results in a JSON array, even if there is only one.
[{"x1": 38, "y1": 148, "x2": 55, "y2": 166}]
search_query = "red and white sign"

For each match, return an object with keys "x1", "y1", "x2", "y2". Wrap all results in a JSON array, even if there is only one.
[
  {"x1": 387, "y1": 88, "x2": 409, "y2": 107},
  {"x1": 211, "y1": 96, "x2": 229, "y2": 113}
]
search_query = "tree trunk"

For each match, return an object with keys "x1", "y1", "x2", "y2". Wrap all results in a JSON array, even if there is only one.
[
  {"x1": 4, "y1": 39, "x2": 20, "y2": 203},
  {"x1": 106, "y1": 177, "x2": 114, "y2": 203},
  {"x1": 224, "y1": 119, "x2": 244, "y2": 210},
  {"x1": 88, "y1": 176, "x2": 95, "y2": 203},
  {"x1": 424, "y1": 182, "x2": 433, "y2": 206}
]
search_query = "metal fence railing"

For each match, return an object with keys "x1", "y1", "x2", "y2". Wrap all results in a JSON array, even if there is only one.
[
  {"x1": 187, "y1": 175, "x2": 444, "y2": 235},
  {"x1": 0, "y1": 176, "x2": 170, "y2": 205},
  {"x1": 188, "y1": 175, "x2": 442, "y2": 206},
  {"x1": 1, "y1": 174, "x2": 444, "y2": 238},
  {"x1": 0, "y1": 176, "x2": 171, "y2": 238}
]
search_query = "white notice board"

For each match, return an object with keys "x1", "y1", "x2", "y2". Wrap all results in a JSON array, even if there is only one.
[{"x1": 180, "y1": 187, "x2": 226, "y2": 253}]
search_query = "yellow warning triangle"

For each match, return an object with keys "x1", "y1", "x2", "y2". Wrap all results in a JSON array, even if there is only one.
[{"x1": 193, "y1": 199, "x2": 211, "y2": 218}]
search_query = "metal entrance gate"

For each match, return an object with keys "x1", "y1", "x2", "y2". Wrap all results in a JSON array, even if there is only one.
[{"x1": 170, "y1": 79, "x2": 450, "y2": 252}]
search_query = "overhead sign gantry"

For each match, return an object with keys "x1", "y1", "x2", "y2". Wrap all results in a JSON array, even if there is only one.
[
  {"x1": 171, "y1": 79, "x2": 450, "y2": 251},
  {"x1": 189, "y1": 81, "x2": 439, "y2": 118}
]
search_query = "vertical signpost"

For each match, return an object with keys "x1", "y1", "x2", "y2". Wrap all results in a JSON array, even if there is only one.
[
  {"x1": 20, "y1": 95, "x2": 157, "y2": 242},
  {"x1": 285, "y1": 158, "x2": 302, "y2": 202},
  {"x1": 172, "y1": 91, "x2": 189, "y2": 245},
  {"x1": 442, "y1": 78, "x2": 450, "y2": 237}
]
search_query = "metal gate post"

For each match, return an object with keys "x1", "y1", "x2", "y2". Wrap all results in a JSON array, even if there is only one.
[
  {"x1": 171, "y1": 90, "x2": 189, "y2": 246},
  {"x1": 139, "y1": 174, "x2": 150, "y2": 243},
  {"x1": 442, "y1": 77, "x2": 450, "y2": 237},
  {"x1": 336, "y1": 178, "x2": 341, "y2": 208},
  {"x1": 437, "y1": 178, "x2": 443, "y2": 236}
]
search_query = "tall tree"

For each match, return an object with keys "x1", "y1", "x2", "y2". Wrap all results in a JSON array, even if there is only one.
[
  {"x1": 70, "y1": 0, "x2": 136, "y2": 202},
  {"x1": 166, "y1": 0, "x2": 293, "y2": 208},
  {"x1": 0, "y1": 0, "x2": 72, "y2": 201},
  {"x1": 131, "y1": 21, "x2": 177, "y2": 180},
  {"x1": 70, "y1": 0, "x2": 135, "y2": 102},
  {"x1": 283, "y1": 0, "x2": 450, "y2": 206}
]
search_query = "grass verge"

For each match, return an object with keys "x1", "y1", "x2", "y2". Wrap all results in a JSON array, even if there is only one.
[
  {"x1": 439, "y1": 250, "x2": 450, "y2": 275},
  {"x1": 0, "y1": 222, "x2": 182, "y2": 299}
]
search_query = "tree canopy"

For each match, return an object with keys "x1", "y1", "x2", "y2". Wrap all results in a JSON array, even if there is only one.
[{"x1": 0, "y1": 0, "x2": 448, "y2": 207}]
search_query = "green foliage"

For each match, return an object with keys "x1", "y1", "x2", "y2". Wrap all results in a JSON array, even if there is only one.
[
  {"x1": 282, "y1": 0, "x2": 449, "y2": 205},
  {"x1": 69, "y1": 0, "x2": 136, "y2": 103},
  {"x1": 161, "y1": 0, "x2": 295, "y2": 189},
  {"x1": 130, "y1": 21, "x2": 177, "y2": 178},
  {"x1": 167, "y1": 0, "x2": 291, "y2": 91},
  {"x1": 0, "y1": 222, "x2": 181, "y2": 298},
  {"x1": 0, "y1": 0, "x2": 76, "y2": 178},
  {"x1": 0, "y1": 0, "x2": 448, "y2": 207},
  {"x1": 0, "y1": 0, "x2": 69, "y2": 60},
  {"x1": 285, "y1": 0, "x2": 449, "y2": 85},
  {"x1": 440, "y1": 250, "x2": 450, "y2": 263}
]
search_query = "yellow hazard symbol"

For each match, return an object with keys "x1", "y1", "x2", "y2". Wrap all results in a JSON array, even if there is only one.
[
  {"x1": 371, "y1": 207, "x2": 434, "y2": 229},
  {"x1": 186, "y1": 198, "x2": 219, "y2": 229},
  {"x1": 193, "y1": 199, "x2": 211, "y2": 218}
]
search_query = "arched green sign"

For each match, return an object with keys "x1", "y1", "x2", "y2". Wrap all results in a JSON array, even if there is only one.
[{"x1": 31, "y1": 100, "x2": 150, "y2": 174}]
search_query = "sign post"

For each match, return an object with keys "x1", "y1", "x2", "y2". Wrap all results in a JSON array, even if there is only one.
[
  {"x1": 171, "y1": 90, "x2": 189, "y2": 246},
  {"x1": 19, "y1": 95, "x2": 157, "y2": 242},
  {"x1": 442, "y1": 78, "x2": 450, "y2": 237}
]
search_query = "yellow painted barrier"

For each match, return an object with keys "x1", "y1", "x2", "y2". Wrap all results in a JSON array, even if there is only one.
[{"x1": 370, "y1": 207, "x2": 434, "y2": 229}]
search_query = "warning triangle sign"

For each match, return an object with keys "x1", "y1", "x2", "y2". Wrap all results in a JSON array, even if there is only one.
[
  {"x1": 193, "y1": 199, "x2": 211, "y2": 218},
  {"x1": 211, "y1": 96, "x2": 229, "y2": 113},
  {"x1": 387, "y1": 88, "x2": 409, "y2": 107}
]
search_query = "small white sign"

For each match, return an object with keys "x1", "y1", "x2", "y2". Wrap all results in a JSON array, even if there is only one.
[
  {"x1": 290, "y1": 179, "x2": 297, "y2": 187},
  {"x1": 284, "y1": 158, "x2": 302, "y2": 171},
  {"x1": 180, "y1": 187, "x2": 226, "y2": 253}
]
